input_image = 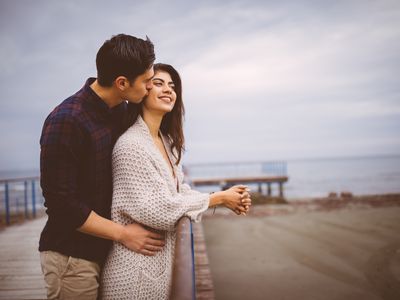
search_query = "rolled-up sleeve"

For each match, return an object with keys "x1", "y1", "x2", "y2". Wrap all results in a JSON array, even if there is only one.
[{"x1": 40, "y1": 113, "x2": 92, "y2": 229}]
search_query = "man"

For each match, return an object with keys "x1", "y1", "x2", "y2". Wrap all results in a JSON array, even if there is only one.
[{"x1": 39, "y1": 34, "x2": 165, "y2": 300}]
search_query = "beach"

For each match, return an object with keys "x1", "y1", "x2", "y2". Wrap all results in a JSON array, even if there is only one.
[{"x1": 202, "y1": 194, "x2": 400, "y2": 300}]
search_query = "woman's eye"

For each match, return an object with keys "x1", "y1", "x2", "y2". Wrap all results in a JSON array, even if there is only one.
[{"x1": 154, "y1": 82, "x2": 162, "y2": 86}]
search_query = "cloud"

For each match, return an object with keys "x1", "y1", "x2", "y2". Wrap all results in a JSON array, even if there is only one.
[
  {"x1": 179, "y1": 1, "x2": 400, "y2": 162},
  {"x1": 0, "y1": 0, "x2": 399, "y2": 170}
]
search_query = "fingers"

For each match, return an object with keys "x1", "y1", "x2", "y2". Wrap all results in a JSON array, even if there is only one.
[
  {"x1": 121, "y1": 223, "x2": 167, "y2": 254},
  {"x1": 234, "y1": 209, "x2": 247, "y2": 216},
  {"x1": 231, "y1": 184, "x2": 248, "y2": 189},
  {"x1": 146, "y1": 238, "x2": 165, "y2": 247},
  {"x1": 147, "y1": 231, "x2": 165, "y2": 240},
  {"x1": 234, "y1": 200, "x2": 251, "y2": 216},
  {"x1": 241, "y1": 198, "x2": 252, "y2": 205},
  {"x1": 240, "y1": 192, "x2": 250, "y2": 199},
  {"x1": 233, "y1": 205, "x2": 247, "y2": 215},
  {"x1": 141, "y1": 237, "x2": 165, "y2": 256},
  {"x1": 238, "y1": 205, "x2": 247, "y2": 212},
  {"x1": 144, "y1": 243, "x2": 163, "y2": 253},
  {"x1": 231, "y1": 185, "x2": 249, "y2": 193},
  {"x1": 140, "y1": 249, "x2": 156, "y2": 256},
  {"x1": 146, "y1": 232, "x2": 166, "y2": 249}
]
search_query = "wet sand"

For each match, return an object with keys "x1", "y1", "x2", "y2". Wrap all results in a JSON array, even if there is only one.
[{"x1": 202, "y1": 202, "x2": 400, "y2": 300}]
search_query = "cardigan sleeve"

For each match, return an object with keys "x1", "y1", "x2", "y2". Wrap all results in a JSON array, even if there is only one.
[
  {"x1": 175, "y1": 163, "x2": 211, "y2": 221},
  {"x1": 111, "y1": 140, "x2": 210, "y2": 231}
]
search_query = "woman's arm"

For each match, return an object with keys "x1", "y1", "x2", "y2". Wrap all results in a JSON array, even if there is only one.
[
  {"x1": 176, "y1": 165, "x2": 251, "y2": 216},
  {"x1": 112, "y1": 141, "x2": 209, "y2": 231}
]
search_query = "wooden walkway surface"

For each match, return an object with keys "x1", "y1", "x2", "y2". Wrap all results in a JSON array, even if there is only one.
[
  {"x1": 0, "y1": 217, "x2": 214, "y2": 300},
  {"x1": 0, "y1": 217, "x2": 46, "y2": 300}
]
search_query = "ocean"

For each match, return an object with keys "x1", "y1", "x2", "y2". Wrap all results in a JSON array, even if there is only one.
[
  {"x1": 284, "y1": 155, "x2": 400, "y2": 198},
  {"x1": 185, "y1": 155, "x2": 400, "y2": 199},
  {"x1": 0, "y1": 155, "x2": 399, "y2": 200}
]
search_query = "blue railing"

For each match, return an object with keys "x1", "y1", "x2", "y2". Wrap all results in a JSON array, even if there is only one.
[
  {"x1": 0, "y1": 176, "x2": 43, "y2": 226},
  {"x1": 1, "y1": 179, "x2": 198, "y2": 297}
]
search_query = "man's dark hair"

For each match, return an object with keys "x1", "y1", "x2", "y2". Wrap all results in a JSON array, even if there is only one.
[{"x1": 96, "y1": 34, "x2": 155, "y2": 87}]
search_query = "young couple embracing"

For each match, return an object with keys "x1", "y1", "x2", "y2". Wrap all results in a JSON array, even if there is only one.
[{"x1": 39, "y1": 33, "x2": 251, "y2": 299}]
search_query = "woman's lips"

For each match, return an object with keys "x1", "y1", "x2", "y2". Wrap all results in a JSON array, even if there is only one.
[{"x1": 159, "y1": 96, "x2": 172, "y2": 103}]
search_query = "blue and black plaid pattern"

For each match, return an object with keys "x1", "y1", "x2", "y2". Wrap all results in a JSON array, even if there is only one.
[{"x1": 39, "y1": 78, "x2": 127, "y2": 263}]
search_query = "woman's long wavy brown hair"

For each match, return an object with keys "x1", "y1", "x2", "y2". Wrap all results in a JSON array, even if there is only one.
[{"x1": 124, "y1": 63, "x2": 185, "y2": 164}]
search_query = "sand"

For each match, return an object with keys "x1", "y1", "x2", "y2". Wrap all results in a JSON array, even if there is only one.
[{"x1": 202, "y1": 201, "x2": 400, "y2": 300}]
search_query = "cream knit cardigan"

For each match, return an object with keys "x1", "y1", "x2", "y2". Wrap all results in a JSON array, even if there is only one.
[{"x1": 100, "y1": 116, "x2": 210, "y2": 300}]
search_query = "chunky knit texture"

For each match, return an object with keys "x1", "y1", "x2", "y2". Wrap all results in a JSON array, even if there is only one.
[{"x1": 100, "y1": 116, "x2": 210, "y2": 300}]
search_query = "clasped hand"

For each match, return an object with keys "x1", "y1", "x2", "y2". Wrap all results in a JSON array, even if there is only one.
[{"x1": 223, "y1": 185, "x2": 252, "y2": 215}]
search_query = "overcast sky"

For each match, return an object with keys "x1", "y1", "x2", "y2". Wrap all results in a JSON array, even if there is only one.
[{"x1": 0, "y1": 0, "x2": 399, "y2": 171}]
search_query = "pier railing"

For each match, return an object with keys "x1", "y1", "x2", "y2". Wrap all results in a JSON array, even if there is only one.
[
  {"x1": 170, "y1": 217, "x2": 196, "y2": 300},
  {"x1": 0, "y1": 176, "x2": 43, "y2": 226},
  {"x1": 185, "y1": 160, "x2": 287, "y2": 179},
  {"x1": 185, "y1": 161, "x2": 288, "y2": 197}
]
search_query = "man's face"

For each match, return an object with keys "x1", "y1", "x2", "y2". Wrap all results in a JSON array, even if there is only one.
[{"x1": 124, "y1": 67, "x2": 154, "y2": 103}]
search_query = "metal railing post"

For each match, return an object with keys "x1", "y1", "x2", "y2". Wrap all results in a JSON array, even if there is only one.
[
  {"x1": 190, "y1": 222, "x2": 196, "y2": 300},
  {"x1": 31, "y1": 180, "x2": 36, "y2": 218},
  {"x1": 0, "y1": 176, "x2": 41, "y2": 226},
  {"x1": 24, "y1": 181, "x2": 28, "y2": 219},
  {"x1": 5, "y1": 182, "x2": 10, "y2": 225}
]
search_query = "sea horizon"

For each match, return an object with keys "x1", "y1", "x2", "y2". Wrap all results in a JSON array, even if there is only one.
[{"x1": 1, "y1": 153, "x2": 399, "y2": 199}]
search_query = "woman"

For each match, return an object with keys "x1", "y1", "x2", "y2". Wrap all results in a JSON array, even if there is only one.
[{"x1": 100, "y1": 63, "x2": 251, "y2": 299}]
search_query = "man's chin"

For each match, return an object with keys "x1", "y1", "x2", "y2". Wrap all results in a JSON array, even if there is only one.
[{"x1": 126, "y1": 98, "x2": 144, "y2": 104}]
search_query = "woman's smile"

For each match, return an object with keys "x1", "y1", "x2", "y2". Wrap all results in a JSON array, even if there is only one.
[{"x1": 158, "y1": 95, "x2": 173, "y2": 103}]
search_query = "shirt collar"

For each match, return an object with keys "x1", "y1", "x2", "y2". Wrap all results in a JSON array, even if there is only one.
[{"x1": 83, "y1": 78, "x2": 125, "y2": 117}]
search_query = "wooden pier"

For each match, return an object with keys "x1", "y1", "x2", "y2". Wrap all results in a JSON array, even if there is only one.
[
  {"x1": 0, "y1": 217, "x2": 215, "y2": 300},
  {"x1": 191, "y1": 175, "x2": 289, "y2": 197},
  {"x1": 0, "y1": 217, "x2": 46, "y2": 300}
]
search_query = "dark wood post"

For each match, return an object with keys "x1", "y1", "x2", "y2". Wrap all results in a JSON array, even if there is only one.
[{"x1": 279, "y1": 182, "x2": 284, "y2": 197}]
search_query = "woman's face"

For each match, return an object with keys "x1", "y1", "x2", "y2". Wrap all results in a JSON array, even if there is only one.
[{"x1": 143, "y1": 71, "x2": 176, "y2": 114}]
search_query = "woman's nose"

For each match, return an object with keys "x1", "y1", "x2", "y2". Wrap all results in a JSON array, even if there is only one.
[{"x1": 163, "y1": 85, "x2": 172, "y2": 93}]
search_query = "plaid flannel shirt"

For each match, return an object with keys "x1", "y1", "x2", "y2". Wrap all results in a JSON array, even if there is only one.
[{"x1": 39, "y1": 78, "x2": 127, "y2": 263}]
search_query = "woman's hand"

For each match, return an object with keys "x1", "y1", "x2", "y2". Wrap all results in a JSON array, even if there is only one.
[
  {"x1": 239, "y1": 194, "x2": 252, "y2": 215},
  {"x1": 222, "y1": 185, "x2": 252, "y2": 215}
]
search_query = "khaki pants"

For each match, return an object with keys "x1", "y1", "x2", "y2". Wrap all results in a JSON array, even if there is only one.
[{"x1": 40, "y1": 251, "x2": 100, "y2": 300}]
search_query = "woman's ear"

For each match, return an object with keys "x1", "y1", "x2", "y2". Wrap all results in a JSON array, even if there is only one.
[{"x1": 114, "y1": 76, "x2": 128, "y2": 91}]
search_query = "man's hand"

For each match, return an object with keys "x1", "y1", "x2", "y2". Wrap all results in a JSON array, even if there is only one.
[
  {"x1": 119, "y1": 223, "x2": 165, "y2": 256},
  {"x1": 78, "y1": 211, "x2": 165, "y2": 256}
]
